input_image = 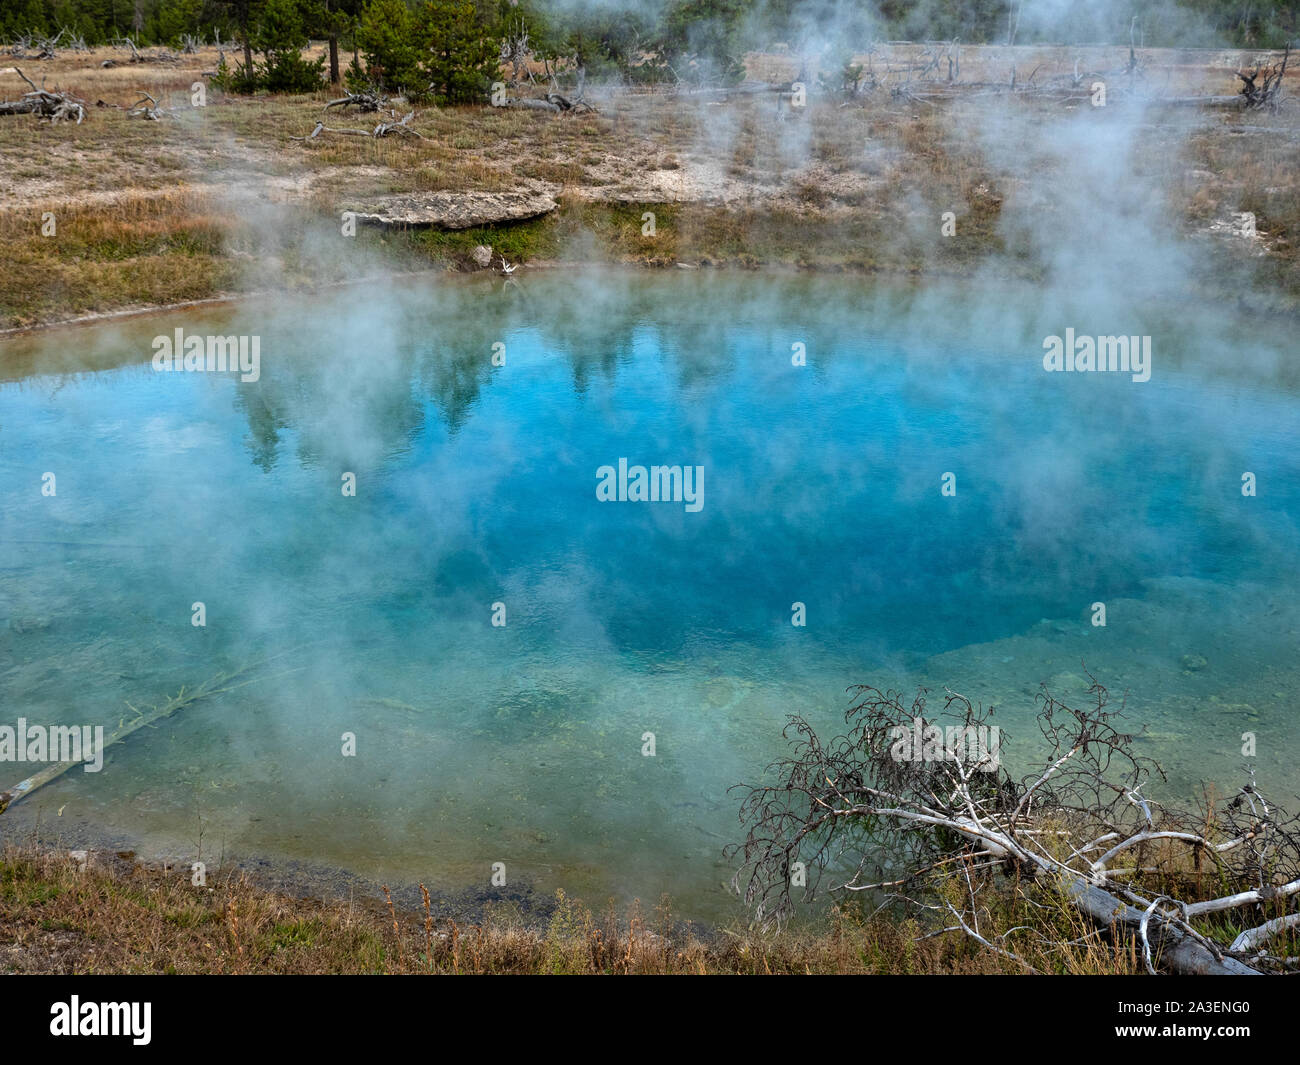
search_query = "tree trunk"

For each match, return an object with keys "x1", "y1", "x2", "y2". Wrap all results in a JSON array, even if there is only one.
[
  {"x1": 1063, "y1": 878, "x2": 1263, "y2": 975},
  {"x1": 329, "y1": 36, "x2": 340, "y2": 85},
  {"x1": 239, "y1": 0, "x2": 253, "y2": 75}
]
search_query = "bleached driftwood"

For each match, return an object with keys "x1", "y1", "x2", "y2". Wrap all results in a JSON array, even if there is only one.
[
  {"x1": 295, "y1": 110, "x2": 425, "y2": 141},
  {"x1": 731, "y1": 673, "x2": 1300, "y2": 975},
  {"x1": 0, "y1": 68, "x2": 85, "y2": 123},
  {"x1": 502, "y1": 92, "x2": 596, "y2": 114},
  {"x1": 0, "y1": 659, "x2": 298, "y2": 815},
  {"x1": 113, "y1": 36, "x2": 180, "y2": 64},
  {"x1": 324, "y1": 88, "x2": 391, "y2": 114},
  {"x1": 126, "y1": 91, "x2": 168, "y2": 120},
  {"x1": 1236, "y1": 44, "x2": 1289, "y2": 110}
]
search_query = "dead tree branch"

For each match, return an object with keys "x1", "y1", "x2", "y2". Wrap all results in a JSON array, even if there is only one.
[
  {"x1": 0, "y1": 68, "x2": 85, "y2": 123},
  {"x1": 1237, "y1": 45, "x2": 1290, "y2": 110},
  {"x1": 501, "y1": 92, "x2": 596, "y2": 115},
  {"x1": 729, "y1": 671, "x2": 1298, "y2": 974},
  {"x1": 295, "y1": 111, "x2": 425, "y2": 140},
  {"x1": 127, "y1": 91, "x2": 169, "y2": 120},
  {"x1": 112, "y1": 36, "x2": 180, "y2": 65},
  {"x1": 324, "y1": 88, "x2": 391, "y2": 114},
  {"x1": 500, "y1": 18, "x2": 532, "y2": 87}
]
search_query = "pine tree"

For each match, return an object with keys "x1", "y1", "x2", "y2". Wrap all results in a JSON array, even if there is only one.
[
  {"x1": 354, "y1": 0, "x2": 421, "y2": 91},
  {"x1": 417, "y1": 0, "x2": 499, "y2": 104},
  {"x1": 251, "y1": 0, "x2": 325, "y2": 91}
]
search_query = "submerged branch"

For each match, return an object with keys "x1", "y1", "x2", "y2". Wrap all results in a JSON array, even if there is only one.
[{"x1": 0, "y1": 656, "x2": 302, "y2": 814}]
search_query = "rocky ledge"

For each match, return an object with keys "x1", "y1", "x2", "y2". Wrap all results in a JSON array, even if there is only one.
[{"x1": 345, "y1": 187, "x2": 559, "y2": 230}]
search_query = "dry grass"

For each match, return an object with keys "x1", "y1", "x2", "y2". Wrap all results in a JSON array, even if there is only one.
[
  {"x1": 0, "y1": 842, "x2": 1146, "y2": 975},
  {"x1": 8, "y1": 792, "x2": 1291, "y2": 974},
  {"x1": 0, "y1": 188, "x2": 245, "y2": 326}
]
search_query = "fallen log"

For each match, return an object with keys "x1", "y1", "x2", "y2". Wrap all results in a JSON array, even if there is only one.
[
  {"x1": 1153, "y1": 94, "x2": 1248, "y2": 108},
  {"x1": 0, "y1": 68, "x2": 85, "y2": 123},
  {"x1": 668, "y1": 83, "x2": 784, "y2": 97},
  {"x1": 372, "y1": 111, "x2": 425, "y2": 138},
  {"x1": 7, "y1": 30, "x2": 64, "y2": 60},
  {"x1": 324, "y1": 89, "x2": 390, "y2": 114},
  {"x1": 294, "y1": 110, "x2": 425, "y2": 140},
  {"x1": 502, "y1": 93, "x2": 597, "y2": 114},
  {"x1": 1239, "y1": 45, "x2": 1289, "y2": 109},
  {"x1": 506, "y1": 97, "x2": 561, "y2": 112},
  {"x1": 0, "y1": 659, "x2": 297, "y2": 815},
  {"x1": 114, "y1": 36, "x2": 180, "y2": 64},
  {"x1": 126, "y1": 91, "x2": 168, "y2": 120},
  {"x1": 731, "y1": 677, "x2": 1299, "y2": 974},
  {"x1": 1063, "y1": 878, "x2": 1262, "y2": 976}
]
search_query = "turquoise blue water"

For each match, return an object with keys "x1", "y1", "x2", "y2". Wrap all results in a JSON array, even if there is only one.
[{"x1": 1, "y1": 272, "x2": 1298, "y2": 919}]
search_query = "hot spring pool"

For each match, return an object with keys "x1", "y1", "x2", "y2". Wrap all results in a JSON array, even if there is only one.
[{"x1": 2, "y1": 271, "x2": 1298, "y2": 920}]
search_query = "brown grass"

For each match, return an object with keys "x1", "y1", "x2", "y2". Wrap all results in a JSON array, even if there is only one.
[
  {"x1": 7, "y1": 789, "x2": 1292, "y2": 974},
  {"x1": 0, "y1": 842, "x2": 1121, "y2": 974}
]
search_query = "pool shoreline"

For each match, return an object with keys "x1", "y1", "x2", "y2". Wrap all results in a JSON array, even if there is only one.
[{"x1": 7, "y1": 255, "x2": 1300, "y2": 342}]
